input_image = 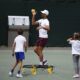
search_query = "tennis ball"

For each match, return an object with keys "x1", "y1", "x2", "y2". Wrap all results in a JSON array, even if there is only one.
[{"x1": 31, "y1": 9, "x2": 36, "y2": 13}]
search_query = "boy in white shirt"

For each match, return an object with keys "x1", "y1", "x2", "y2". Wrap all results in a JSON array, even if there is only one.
[
  {"x1": 9, "y1": 29, "x2": 27, "y2": 78},
  {"x1": 67, "y1": 32, "x2": 80, "y2": 78}
]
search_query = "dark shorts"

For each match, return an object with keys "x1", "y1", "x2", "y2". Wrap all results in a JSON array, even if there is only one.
[
  {"x1": 15, "y1": 52, "x2": 25, "y2": 60},
  {"x1": 35, "y1": 37, "x2": 48, "y2": 47}
]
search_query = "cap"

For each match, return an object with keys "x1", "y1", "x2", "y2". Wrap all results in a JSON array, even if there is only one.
[{"x1": 41, "y1": 10, "x2": 49, "y2": 16}]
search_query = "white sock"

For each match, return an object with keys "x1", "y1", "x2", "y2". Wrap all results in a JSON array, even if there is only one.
[{"x1": 43, "y1": 58, "x2": 46, "y2": 61}]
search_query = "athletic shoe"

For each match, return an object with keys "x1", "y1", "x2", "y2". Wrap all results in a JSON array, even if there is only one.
[
  {"x1": 73, "y1": 74, "x2": 80, "y2": 78},
  {"x1": 43, "y1": 60, "x2": 48, "y2": 65},
  {"x1": 39, "y1": 62, "x2": 43, "y2": 65},
  {"x1": 9, "y1": 71, "x2": 13, "y2": 76},
  {"x1": 16, "y1": 73, "x2": 23, "y2": 78}
]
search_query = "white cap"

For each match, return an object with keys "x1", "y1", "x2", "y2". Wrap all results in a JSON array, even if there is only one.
[{"x1": 41, "y1": 10, "x2": 49, "y2": 16}]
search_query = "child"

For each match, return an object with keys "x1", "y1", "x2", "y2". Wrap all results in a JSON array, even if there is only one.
[
  {"x1": 9, "y1": 29, "x2": 27, "y2": 78},
  {"x1": 67, "y1": 32, "x2": 80, "y2": 78}
]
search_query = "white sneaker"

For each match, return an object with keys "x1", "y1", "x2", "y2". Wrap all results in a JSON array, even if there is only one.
[
  {"x1": 9, "y1": 71, "x2": 13, "y2": 76},
  {"x1": 73, "y1": 74, "x2": 80, "y2": 78},
  {"x1": 43, "y1": 60, "x2": 48, "y2": 65},
  {"x1": 16, "y1": 73, "x2": 23, "y2": 78},
  {"x1": 40, "y1": 62, "x2": 43, "y2": 65},
  {"x1": 39, "y1": 60, "x2": 48, "y2": 65}
]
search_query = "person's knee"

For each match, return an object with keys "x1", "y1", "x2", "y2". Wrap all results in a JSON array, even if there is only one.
[
  {"x1": 16, "y1": 60, "x2": 22, "y2": 63},
  {"x1": 34, "y1": 46, "x2": 43, "y2": 53},
  {"x1": 16, "y1": 60, "x2": 19, "y2": 63},
  {"x1": 34, "y1": 48, "x2": 38, "y2": 53}
]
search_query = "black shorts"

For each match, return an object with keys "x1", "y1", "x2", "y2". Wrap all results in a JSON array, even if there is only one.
[{"x1": 35, "y1": 37, "x2": 48, "y2": 47}]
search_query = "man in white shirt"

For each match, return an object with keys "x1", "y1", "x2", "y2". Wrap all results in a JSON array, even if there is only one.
[
  {"x1": 67, "y1": 32, "x2": 80, "y2": 78},
  {"x1": 9, "y1": 29, "x2": 27, "y2": 78},
  {"x1": 31, "y1": 9, "x2": 50, "y2": 65}
]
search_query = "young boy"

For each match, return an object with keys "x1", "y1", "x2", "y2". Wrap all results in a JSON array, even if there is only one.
[
  {"x1": 9, "y1": 29, "x2": 27, "y2": 78},
  {"x1": 67, "y1": 32, "x2": 80, "y2": 78}
]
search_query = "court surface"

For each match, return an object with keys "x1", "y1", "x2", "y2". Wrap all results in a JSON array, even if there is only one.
[{"x1": 0, "y1": 47, "x2": 80, "y2": 80}]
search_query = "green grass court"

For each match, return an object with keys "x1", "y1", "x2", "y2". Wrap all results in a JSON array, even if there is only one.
[{"x1": 0, "y1": 47, "x2": 80, "y2": 80}]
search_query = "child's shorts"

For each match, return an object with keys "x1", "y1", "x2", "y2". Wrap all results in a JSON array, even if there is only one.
[{"x1": 15, "y1": 52, "x2": 25, "y2": 60}]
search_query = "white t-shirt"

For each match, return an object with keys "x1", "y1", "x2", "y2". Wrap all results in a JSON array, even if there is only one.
[
  {"x1": 37, "y1": 19, "x2": 49, "y2": 38},
  {"x1": 69, "y1": 40, "x2": 80, "y2": 55},
  {"x1": 14, "y1": 35, "x2": 26, "y2": 52}
]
